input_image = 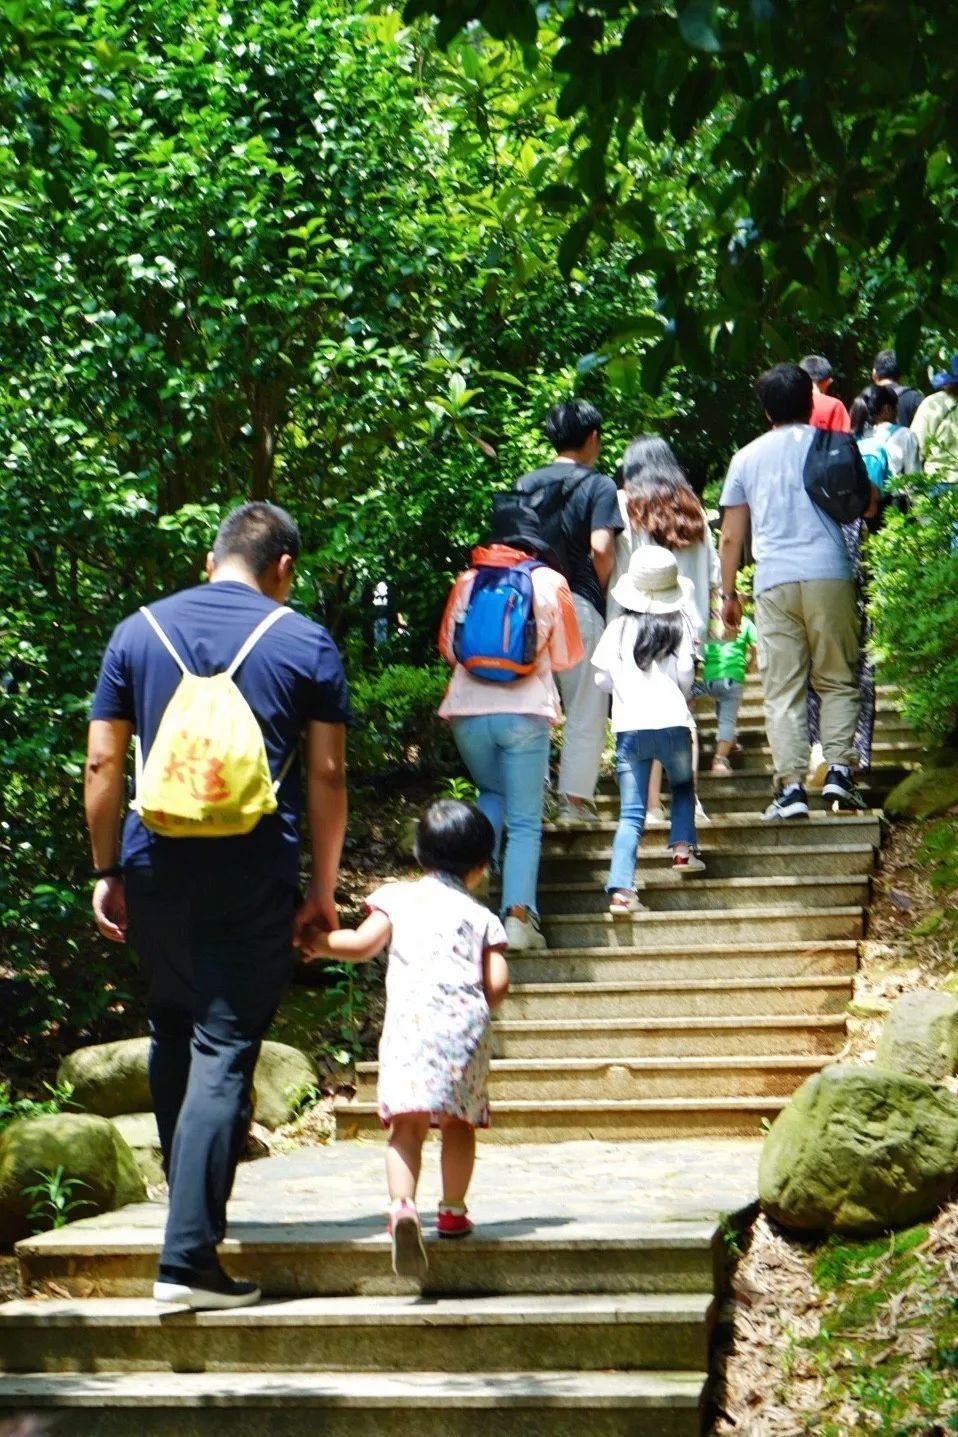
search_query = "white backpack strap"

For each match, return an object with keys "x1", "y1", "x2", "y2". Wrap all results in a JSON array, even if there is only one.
[
  {"x1": 273, "y1": 746, "x2": 297, "y2": 793},
  {"x1": 139, "y1": 606, "x2": 190, "y2": 675},
  {"x1": 225, "y1": 607, "x2": 291, "y2": 679}
]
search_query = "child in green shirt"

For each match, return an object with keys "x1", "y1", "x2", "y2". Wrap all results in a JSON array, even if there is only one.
[{"x1": 700, "y1": 616, "x2": 757, "y2": 774}]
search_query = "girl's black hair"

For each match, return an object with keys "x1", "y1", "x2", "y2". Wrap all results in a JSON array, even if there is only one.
[
  {"x1": 414, "y1": 798, "x2": 496, "y2": 878},
  {"x1": 625, "y1": 612, "x2": 683, "y2": 671},
  {"x1": 849, "y1": 383, "x2": 897, "y2": 437}
]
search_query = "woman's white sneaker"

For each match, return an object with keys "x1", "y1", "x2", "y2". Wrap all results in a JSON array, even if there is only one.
[{"x1": 504, "y1": 913, "x2": 546, "y2": 951}]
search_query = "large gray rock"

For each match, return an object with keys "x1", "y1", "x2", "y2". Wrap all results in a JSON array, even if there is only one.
[
  {"x1": 0, "y1": 1113, "x2": 146, "y2": 1244},
  {"x1": 59, "y1": 1037, "x2": 318, "y2": 1131},
  {"x1": 759, "y1": 1064, "x2": 958, "y2": 1236},
  {"x1": 884, "y1": 756, "x2": 958, "y2": 819},
  {"x1": 58, "y1": 1037, "x2": 151, "y2": 1117},
  {"x1": 875, "y1": 990, "x2": 958, "y2": 1082},
  {"x1": 251, "y1": 1041, "x2": 318, "y2": 1129}
]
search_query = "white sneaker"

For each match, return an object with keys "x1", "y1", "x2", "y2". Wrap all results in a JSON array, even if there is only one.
[
  {"x1": 153, "y1": 1275, "x2": 261, "y2": 1310},
  {"x1": 554, "y1": 795, "x2": 600, "y2": 825},
  {"x1": 504, "y1": 913, "x2": 546, "y2": 951},
  {"x1": 694, "y1": 798, "x2": 711, "y2": 825},
  {"x1": 645, "y1": 806, "x2": 668, "y2": 828}
]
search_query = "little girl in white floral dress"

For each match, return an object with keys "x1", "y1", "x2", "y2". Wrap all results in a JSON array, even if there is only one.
[{"x1": 305, "y1": 799, "x2": 509, "y2": 1281}]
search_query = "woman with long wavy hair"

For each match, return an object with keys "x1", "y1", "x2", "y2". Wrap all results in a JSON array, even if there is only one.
[{"x1": 609, "y1": 435, "x2": 720, "y2": 822}]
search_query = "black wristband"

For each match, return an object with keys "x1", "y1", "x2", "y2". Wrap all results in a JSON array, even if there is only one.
[
  {"x1": 720, "y1": 591, "x2": 739, "y2": 601},
  {"x1": 93, "y1": 864, "x2": 124, "y2": 880}
]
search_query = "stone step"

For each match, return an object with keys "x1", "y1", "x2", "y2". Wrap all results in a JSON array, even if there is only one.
[
  {"x1": 537, "y1": 842, "x2": 875, "y2": 883},
  {"x1": 541, "y1": 813, "x2": 882, "y2": 853},
  {"x1": 0, "y1": 1370, "x2": 707, "y2": 1437},
  {"x1": 15, "y1": 1213, "x2": 723, "y2": 1301},
  {"x1": 501, "y1": 975, "x2": 853, "y2": 1020},
  {"x1": 691, "y1": 769, "x2": 906, "y2": 795},
  {"x1": 506, "y1": 940, "x2": 859, "y2": 985},
  {"x1": 689, "y1": 705, "x2": 912, "y2": 734},
  {"x1": 336, "y1": 1096, "x2": 786, "y2": 1143},
  {"x1": 356, "y1": 1015, "x2": 844, "y2": 1064},
  {"x1": 540, "y1": 906, "x2": 863, "y2": 947},
  {"x1": 0, "y1": 1291, "x2": 713, "y2": 1376},
  {"x1": 353, "y1": 1054, "x2": 830, "y2": 1103},
  {"x1": 591, "y1": 791, "x2": 889, "y2": 816},
  {"x1": 532, "y1": 875, "x2": 870, "y2": 915}
]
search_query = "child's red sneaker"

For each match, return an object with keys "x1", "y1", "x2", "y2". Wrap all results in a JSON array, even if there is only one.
[
  {"x1": 436, "y1": 1204, "x2": 474, "y2": 1239},
  {"x1": 387, "y1": 1199, "x2": 428, "y2": 1280}
]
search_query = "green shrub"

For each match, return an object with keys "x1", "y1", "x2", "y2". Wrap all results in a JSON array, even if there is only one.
[
  {"x1": 868, "y1": 477, "x2": 958, "y2": 744},
  {"x1": 349, "y1": 663, "x2": 457, "y2": 776}
]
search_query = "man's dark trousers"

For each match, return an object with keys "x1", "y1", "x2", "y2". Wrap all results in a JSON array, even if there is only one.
[{"x1": 125, "y1": 865, "x2": 296, "y2": 1277}]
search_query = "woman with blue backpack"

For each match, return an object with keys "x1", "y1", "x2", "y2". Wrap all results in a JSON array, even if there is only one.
[{"x1": 437, "y1": 497, "x2": 584, "y2": 951}]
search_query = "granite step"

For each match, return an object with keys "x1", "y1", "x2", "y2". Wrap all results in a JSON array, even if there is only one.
[
  {"x1": 532, "y1": 875, "x2": 870, "y2": 915},
  {"x1": 501, "y1": 974, "x2": 853, "y2": 1020},
  {"x1": 0, "y1": 1370, "x2": 707, "y2": 1437},
  {"x1": 505, "y1": 940, "x2": 859, "y2": 984},
  {"x1": 352, "y1": 1054, "x2": 830, "y2": 1103},
  {"x1": 16, "y1": 1210, "x2": 721, "y2": 1301},
  {"x1": 540, "y1": 813, "x2": 882, "y2": 853},
  {"x1": 539, "y1": 906, "x2": 863, "y2": 948},
  {"x1": 537, "y1": 842, "x2": 875, "y2": 883},
  {"x1": 0, "y1": 1291, "x2": 713, "y2": 1375},
  {"x1": 335, "y1": 1096, "x2": 786, "y2": 1143}
]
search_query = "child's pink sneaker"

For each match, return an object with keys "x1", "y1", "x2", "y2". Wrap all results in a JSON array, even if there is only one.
[
  {"x1": 387, "y1": 1198, "x2": 428, "y2": 1280},
  {"x1": 436, "y1": 1203, "x2": 474, "y2": 1239}
]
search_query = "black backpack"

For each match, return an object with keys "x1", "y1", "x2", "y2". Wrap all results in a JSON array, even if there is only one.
[
  {"x1": 515, "y1": 463, "x2": 591, "y2": 579},
  {"x1": 802, "y1": 430, "x2": 871, "y2": 526}
]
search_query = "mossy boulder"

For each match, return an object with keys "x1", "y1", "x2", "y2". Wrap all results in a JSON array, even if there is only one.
[
  {"x1": 0, "y1": 1113, "x2": 146, "y2": 1244},
  {"x1": 884, "y1": 756, "x2": 958, "y2": 819},
  {"x1": 875, "y1": 991, "x2": 958, "y2": 1082},
  {"x1": 58, "y1": 1037, "x2": 152, "y2": 1118},
  {"x1": 759, "y1": 1064, "x2": 958, "y2": 1236},
  {"x1": 59, "y1": 1037, "x2": 318, "y2": 1131},
  {"x1": 251, "y1": 1041, "x2": 318, "y2": 1129}
]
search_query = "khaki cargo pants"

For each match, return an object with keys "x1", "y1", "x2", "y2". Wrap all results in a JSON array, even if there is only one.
[{"x1": 755, "y1": 579, "x2": 860, "y2": 788}]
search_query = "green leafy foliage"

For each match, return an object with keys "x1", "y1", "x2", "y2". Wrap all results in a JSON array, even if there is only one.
[
  {"x1": 349, "y1": 665, "x2": 455, "y2": 776},
  {"x1": 23, "y1": 1165, "x2": 95, "y2": 1234},
  {"x1": 868, "y1": 479, "x2": 958, "y2": 743},
  {"x1": 409, "y1": 0, "x2": 958, "y2": 375},
  {"x1": 0, "y1": 1081, "x2": 76, "y2": 1136}
]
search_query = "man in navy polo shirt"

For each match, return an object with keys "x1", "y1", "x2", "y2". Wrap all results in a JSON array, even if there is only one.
[{"x1": 85, "y1": 502, "x2": 350, "y2": 1310}]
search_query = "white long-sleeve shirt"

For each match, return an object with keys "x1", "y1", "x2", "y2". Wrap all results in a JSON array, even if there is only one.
[{"x1": 591, "y1": 613, "x2": 695, "y2": 733}]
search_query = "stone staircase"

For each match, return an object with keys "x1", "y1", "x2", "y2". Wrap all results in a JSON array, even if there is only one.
[
  {"x1": 0, "y1": 676, "x2": 911, "y2": 1436},
  {"x1": 337, "y1": 674, "x2": 905, "y2": 1143}
]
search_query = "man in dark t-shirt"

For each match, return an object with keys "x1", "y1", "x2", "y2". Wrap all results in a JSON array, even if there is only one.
[
  {"x1": 872, "y1": 347, "x2": 924, "y2": 429},
  {"x1": 517, "y1": 400, "x2": 623, "y2": 821},
  {"x1": 86, "y1": 502, "x2": 351, "y2": 1310}
]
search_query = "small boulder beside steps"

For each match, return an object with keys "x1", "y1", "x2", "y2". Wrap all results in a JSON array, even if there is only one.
[
  {"x1": 0, "y1": 1113, "x2": 146, "y2": 1245},
  {"x1": 759, "y1": 1064, "x2": 958, "y2": 1236}
]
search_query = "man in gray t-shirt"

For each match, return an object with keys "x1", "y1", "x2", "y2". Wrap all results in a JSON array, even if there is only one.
[{"x1": 719, "y1": 363, "x2": 863, "y2": 820}]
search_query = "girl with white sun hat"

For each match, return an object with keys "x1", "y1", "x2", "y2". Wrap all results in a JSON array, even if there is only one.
[{"x1": 591, "y1": 544, "x2": 706, "y2": 914}]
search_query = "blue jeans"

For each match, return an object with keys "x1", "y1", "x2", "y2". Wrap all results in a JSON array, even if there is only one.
[
  {"x1": 452, "y1": 714, "x2": 551, "y2": 916},
  {"x1": 607, "y1": 727, "x2": 696, "y2": 893},
  {"x1": 704, "y1": 677, "x2": 744, "y2": 744}
]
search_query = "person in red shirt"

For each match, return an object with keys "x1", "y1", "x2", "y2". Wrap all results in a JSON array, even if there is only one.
[{"x1": 800, "y1": 354, "x2": 851, "y2": 432}]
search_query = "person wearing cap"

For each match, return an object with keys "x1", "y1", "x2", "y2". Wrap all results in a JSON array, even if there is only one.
[
  {"x1": 437, "y1": 497, "x2": 584, "y2": 951},
  {"x1": 591, "y1": 545, "x2": 706, "y2": 916},
  {"x1": 910, "y1": 355, "x2": 958, "y2": 479},
  {"x1": 799, "y1": 355, "x2": 851, "y2": 432}
]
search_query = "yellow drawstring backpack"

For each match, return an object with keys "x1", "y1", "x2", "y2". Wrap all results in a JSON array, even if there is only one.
[{"x1": 132, "y1": 606, "x2": 294, "y2": 838}]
